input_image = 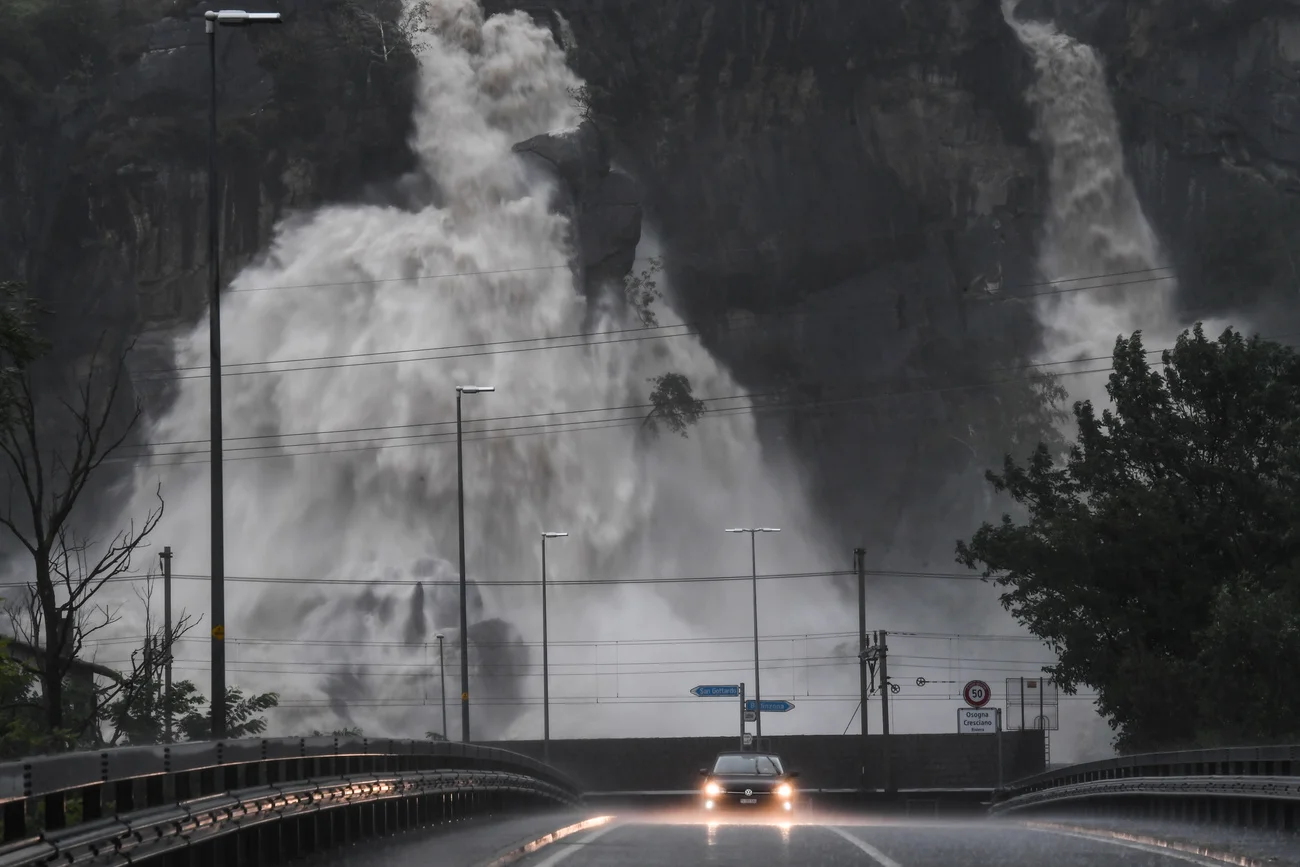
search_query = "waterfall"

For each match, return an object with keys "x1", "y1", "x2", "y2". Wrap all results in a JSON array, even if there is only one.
[
  {"x1": 1001, "y1": 0, "x2": 1187, "y2": 403},
  {"x1": 117, "y1": 0, "x2": 840, "y2": 739}
]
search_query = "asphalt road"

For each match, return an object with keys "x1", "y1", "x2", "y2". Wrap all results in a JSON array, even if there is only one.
[{"x1": 511, "y1": 815, "x2": 1278, "y2": 866}]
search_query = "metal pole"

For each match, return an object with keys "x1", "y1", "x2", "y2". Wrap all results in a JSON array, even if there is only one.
[
  {"x1": 457, "y1": 390, "x2": 470, "y2": 742},
  {"x1": 542, "y1": 535, "x2": 550, "y2": 765},
  {"x1": 206, "y1": 19, "x2": 228, "y2": 740},
  {"x1": 750, "y1": 531, "x2": 761, "y2": 740},
  {"x1": 996, "y1": 707, "x2": 1004, "y2": 794},
  {"x1": 855, "y1": 547, "x2": 867, "y2": 787},
  {"x1": 739, "y1": 682, "x2": 745, "y2": 750},
  {"x1": 438, "y1": 635, "x2": 447, "y2": 739},
  {"x1": 879, "y1": 629, "x2": 892, "y2": 792},
  {"x1": 161, "y1": 547, "x2": 173, "y2": 744}
]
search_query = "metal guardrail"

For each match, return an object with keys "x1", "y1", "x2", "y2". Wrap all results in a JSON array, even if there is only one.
[
  {"x1": 991, "y1": 744, "x2": 1300, "y2": 831},
  {"x1": 0, "y1": 737, "x2": 582, "y2": 865},
  {"x1": 0, "y1": 769, "x2": 574, "y2": 867}
]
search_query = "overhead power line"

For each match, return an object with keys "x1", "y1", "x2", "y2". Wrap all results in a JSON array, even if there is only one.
[
  {"x1": 217, "y1": 252, "x2": 1170, "y2": 298},
  {"x1": 0, "y1": 565, "x2": 991, "y2": 591},
  {"x1": 137, "y1": 266, "x2": 1175, "y2": 381},
  {"x1": 75, "y1": 628, "x2": 1048, "y2": 649},
  {"x1": 126, "y1": 328, "x2": 1300, "y2": 468}
]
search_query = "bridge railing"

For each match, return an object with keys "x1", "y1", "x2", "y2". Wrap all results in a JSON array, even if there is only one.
[
  {"x1": 0, "y1": 737, "x2": 583, "y2": 865},
  {"x1": 991, "y1": 743, "x2": 1300, "y2": 830}
]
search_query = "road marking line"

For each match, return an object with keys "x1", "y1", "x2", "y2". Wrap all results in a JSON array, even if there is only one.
[
  {"x1": 1025, "y1": 821, "x2": 1266, "y2": 867},
  {"x1": 524, "y1": 821, "x2": 620, "y2": 867},
  {"x1": 824, "y1": 825, "x2": 905, "y2": 867},
  {"x1": 478, "y1": 816, "x2": 616, "y2": 867}
]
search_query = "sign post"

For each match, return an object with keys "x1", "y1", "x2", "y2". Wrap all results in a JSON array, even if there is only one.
[
  {"x1": 689, "y1": 684, "x2": 747, "y2": 748},
  {"x1": 996, "y1": 707, "x2": 1004, "y2": 793},
  {"x1": 739, "y1": 683, "x2": 745, "y2": 749}
]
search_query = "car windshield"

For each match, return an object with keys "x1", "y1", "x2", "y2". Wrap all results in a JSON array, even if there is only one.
[{"x1": 712, "y1": 754, "x2": 783, "y2": 775}]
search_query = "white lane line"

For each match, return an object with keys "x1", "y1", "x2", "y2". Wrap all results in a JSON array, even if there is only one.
[
  {"x1": 479, "y1": 816, "x2": 616, "y2": 867},
  {"x1": 824, "y1": 825, "x2": 905, "y2": 867},
  {"x1": 1025, "y1": 822, "x2": 1262, "y2": 867},
  {"x1": 527, "y1": 822, "x2": 621, "y2": 867}
]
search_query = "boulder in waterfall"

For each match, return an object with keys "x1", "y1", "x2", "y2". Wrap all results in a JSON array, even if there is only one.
[{"x1": 513, "y1": 120, "x2": 643, "y2": 298}]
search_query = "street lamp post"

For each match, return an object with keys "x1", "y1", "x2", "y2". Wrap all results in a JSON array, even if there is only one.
[
  {"x1": 725, "y1": 528, "x2": 780, "y2": 740},
  {"x1": 435, "y1": 632, "x2": 447, "y2": 739},
  {"x1": 540, "y1": 531, "x2": 568, "y2": 765},
  {"x1": 456, "y1": 385, "x2": 494, "y2": 742},
  {"x1": 205, "y1": 8, "x2": 281, "y2": 740}
]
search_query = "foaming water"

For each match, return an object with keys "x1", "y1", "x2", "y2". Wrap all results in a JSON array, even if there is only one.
[
  {"x1": 999, "y1": 0, "x2": 1230, "y2": 404},
  {"x1": 115, "y1": 0, "x2": 840, "y2": 738},
  {"x1": 999, "y1": 0, "x2": 1241, "y2": 760}
]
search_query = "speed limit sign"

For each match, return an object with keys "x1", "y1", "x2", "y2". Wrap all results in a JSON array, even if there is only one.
[{"x1": 963, "y1": 680, "x2": 991, "y2": 708}]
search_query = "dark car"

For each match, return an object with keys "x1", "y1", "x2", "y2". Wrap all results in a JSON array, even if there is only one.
[{"x1": 698, "y1": 751, "x2": 799, "y2": 815}]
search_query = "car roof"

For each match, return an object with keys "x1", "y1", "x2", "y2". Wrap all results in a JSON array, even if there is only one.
[{"x1": 714, "y1": 751, "x2": 782, "y2": 759}]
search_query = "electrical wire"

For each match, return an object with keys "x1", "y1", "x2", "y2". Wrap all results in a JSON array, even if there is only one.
[
  {"x1": 73, "y1": 628, "x2": 1048, "y2": 649},
  {"x1": 0, "y1": 565, "x2": 996, "y2": 591},
  {"x1": 136, "y1": 266, "x2": 1175, "y2": 381},
  {"x1": 122, "y1": 328, "x2": 1300, "y2": 468},
  {"x1": 217, "y1": 251, "x2": 1169, "y2": 298}
]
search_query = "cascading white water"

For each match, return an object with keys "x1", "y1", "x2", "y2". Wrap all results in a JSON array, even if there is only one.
[
  {"x1": 112, "y1": 0, "x2": 847, "y2": 739},
  {"x1": 999, "y1": 0, "x2": 1188, "y2": 405},
  {"x1": 999, "y1": 0, "x2": 1236, "y2": 761}
]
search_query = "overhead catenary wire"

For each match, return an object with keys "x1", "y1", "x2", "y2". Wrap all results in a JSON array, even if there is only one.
[
  {"x1": 216, "y1": 252, "x2": 1171, "y2": 298},
  {"x1": 118, "y1": 651, "x2": 1055, "y2": 674},
  {"x1": 136, "y1": 266, "x2": 1176, "y2": 381},
  {"x1": 71, "y1": 628, "x2": 1051, "y2": 649},
  {"x1": 0, "y1": 565, "x2": 996, "y2": 591},
  {"x1": 123, "y1": 328, "x2": 1298, "y2": 468}
]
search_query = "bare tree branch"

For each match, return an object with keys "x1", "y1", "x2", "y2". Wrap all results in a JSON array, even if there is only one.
[{"x1": 0, "y1": 334, "x2": 164, "y2": 738}]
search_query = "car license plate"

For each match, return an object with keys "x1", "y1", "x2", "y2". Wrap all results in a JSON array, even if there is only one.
[{"x1": 740, "y1": 798, "x2": 757, "y2": 804}]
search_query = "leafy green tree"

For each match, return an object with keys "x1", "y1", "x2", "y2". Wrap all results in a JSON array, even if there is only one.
[
  {"x1": 305, "y1": 726, "x2": 363, "y2": 737},
  {"x1": 623, "y1": 257, "x2": 664, "y2": 327},
  {"x1": 644, "y1": 372, "x2": 706, "y2": 438},
  {"x1": 174, "y1": 686, "x2": 279, "y2": 742},
  {"x1": 957, "y1": 324, "x2": 1300, "y2": 751}
]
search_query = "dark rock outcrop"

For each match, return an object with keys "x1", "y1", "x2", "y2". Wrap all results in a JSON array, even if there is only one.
[
  {"x1": 488, "y1": 0, "x2": 1300, "y2": 573},
  {"x1": 514, "y1": 119, "x2": 643, "y2": 297},
  {"x1": 7, "y1": 0, "x2": 1300, "y2": 581}
]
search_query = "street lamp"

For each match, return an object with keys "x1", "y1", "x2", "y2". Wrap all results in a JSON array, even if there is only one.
[
  {"x1": 204, "y1": 7, "x2": 281, "y2": 740},
  {"x1": 455, "y1": 385, "x2": 494, "y2": 742},
  {"x1": 725, "y1": 528, "x2": 781, "y2": 740},
  {"x1": 540, "y1": 531, "x2": 568, "y2": 765},
  {"x1": 435, "y1": 632, "x2": 447, "y2": 740}
]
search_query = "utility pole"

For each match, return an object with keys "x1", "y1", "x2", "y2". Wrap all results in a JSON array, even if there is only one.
[
  {"x1": 540, "y1": 531, "x2": 568, "y2": 766},
  {"x1": 455, "y1": 385, "x2": 494, "y2": 743},
  {"x1": 160, "y1": 546, "x2": 173, "y2": 744},
  {"x1": 435, "y1": 633, "x2": 447, "y2": 739},
  {"x1": 725, "y1": 527, "x2": 780, "y2": 741},
  {"x1": 739, "y1": 683, "x2": 746, "y2": 750},
  {"x1": 203, "y1": 7, "x2": 282, "y2": 742},
  {"x1": 855, "y1": 548, "x2": 868, "y2": 788},
  {"x1": 878, "y1": 629, "x2": 893, "y2": 793},
  {"x1": 749, "y1": 531, "x2": 760, "y2": 740}
]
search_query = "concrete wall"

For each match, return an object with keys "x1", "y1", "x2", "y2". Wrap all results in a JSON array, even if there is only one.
[{"x1": 482, "y1": 732, "x2": 1046, "y2": 792}]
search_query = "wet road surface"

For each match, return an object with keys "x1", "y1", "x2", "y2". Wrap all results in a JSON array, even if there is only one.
[{"x1": 510, "y1": 815, "x2": 1300, "y2": 866}]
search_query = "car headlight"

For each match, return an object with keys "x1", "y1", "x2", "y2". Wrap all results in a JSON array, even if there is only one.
[
  {"x1": 704, "y1": 781, "x2": 722, "y2": 797},
  {"x1": 776, "y1": 783, "x2": 793, "y2": 799}
]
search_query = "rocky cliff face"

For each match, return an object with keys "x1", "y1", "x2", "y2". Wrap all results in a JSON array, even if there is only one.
[
  {"x1": 6, "y1": 0, "x2": 1299, "y2": 577},
  {"x1": 0, "y1": 0, "x2": 419, "y2": 370},
  {"x1": 487, "y1": 0, "x2": 1300, "y2": 572}
]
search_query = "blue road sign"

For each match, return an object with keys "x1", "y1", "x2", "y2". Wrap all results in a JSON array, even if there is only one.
[
  {"x1": 745, "y1": 699, "x2": 796, "y2": 713},
  {"x1": 690, "y1": 685, "x2": 741, "y2": 698}
]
